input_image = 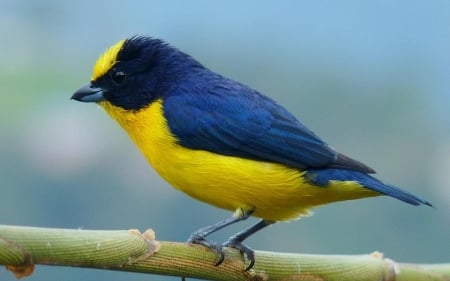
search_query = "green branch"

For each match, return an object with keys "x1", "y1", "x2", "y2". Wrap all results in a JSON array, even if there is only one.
[{"x1": 0, "y1": 224, "x2": 448, "y2": 280}]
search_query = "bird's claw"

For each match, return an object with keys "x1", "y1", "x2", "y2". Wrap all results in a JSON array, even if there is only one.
[
  {"x1": 187, "y1": 234, "x2": 226, "y2": 265},
  {"x1": 187, "y1": 235, "x2": 255, "y2": 270},
  {"x1": 221, "y1": 239, "x2": 256, "y2": 271}
]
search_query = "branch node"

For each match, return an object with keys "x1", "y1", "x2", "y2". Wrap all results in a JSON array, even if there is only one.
[
  {"x1": 125, "y1": 228, "x2": 161, "y2": 266},
  {"x1": 383, "y1": 258, "x2": 400, "y2": 281},
  {"x1": 370, "y1": 250, "x2": 400, "y2": 281},
  {"x1": 5, "y1": 263, "x2": 35, "y2": 279},
  {"x1": 1, "y1": 236, "x2": 35, "y2": 279}
]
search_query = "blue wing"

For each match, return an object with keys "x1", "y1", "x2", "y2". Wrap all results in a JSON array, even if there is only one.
[{"x1": 163, "y1": 74, "x2": 373, "y2": 172}]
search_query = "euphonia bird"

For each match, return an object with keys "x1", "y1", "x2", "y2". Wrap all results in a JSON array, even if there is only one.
[{"x1": 72, "y1": 36, "x2": 431, "y2": 270}]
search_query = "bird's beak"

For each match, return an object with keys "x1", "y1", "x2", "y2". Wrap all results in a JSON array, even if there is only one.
[{"x1": 71, "y1": 84, "x2": 105, "y2": 103}]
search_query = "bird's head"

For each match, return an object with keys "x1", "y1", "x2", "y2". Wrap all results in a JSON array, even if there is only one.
[{"x1": 72, "y1": 36, "x2": 203, "y2": 113}]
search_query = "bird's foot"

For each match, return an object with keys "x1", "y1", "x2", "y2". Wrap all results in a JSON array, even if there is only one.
[
  {"x1": 187, "y1": 234, "x2": 226, "y2": 266},
  {"x1": 187, "y1": 234, "x2": 255, "y2": 270},
  {"x1": 186, "y1": 213, "x2": 264, "y2": 271},
  {"x1": 221, "y1": 239, "x2": 255, "y2": 271}
]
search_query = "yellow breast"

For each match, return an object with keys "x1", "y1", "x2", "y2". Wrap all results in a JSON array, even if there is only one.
[{"x1": 100, "y1": 99, "x2": 378, "y2": 221}]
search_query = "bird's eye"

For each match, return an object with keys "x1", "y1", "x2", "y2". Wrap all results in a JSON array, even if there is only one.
[{"x1": 111, "y1": 70, "x2": 127, "y2": 85}]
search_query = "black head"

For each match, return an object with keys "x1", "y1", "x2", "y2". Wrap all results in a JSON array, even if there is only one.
[{"x1": 72, "y1": 36, "x2": 203, "y2": 110}]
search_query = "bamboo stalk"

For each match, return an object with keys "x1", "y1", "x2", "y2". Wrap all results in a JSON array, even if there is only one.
[{"x1": 0, "y1": 224, "x2": 448, "y2": 280}]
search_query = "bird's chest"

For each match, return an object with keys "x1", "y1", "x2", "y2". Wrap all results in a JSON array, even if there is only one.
[
  {"x1": 102, "y1": 99, "x2": 318, "y2": 220},
  {"x1": 105, "y1": 100, "x2": 204, "y2": 190}
]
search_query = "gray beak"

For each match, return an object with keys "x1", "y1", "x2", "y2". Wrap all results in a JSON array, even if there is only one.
[{"x1": 71, "y1": 84, "x2": 105, "y2": 102}]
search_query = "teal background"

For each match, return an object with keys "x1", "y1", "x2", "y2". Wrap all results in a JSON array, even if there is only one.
[{"x1": 1, "y1": 1, "x2": 449, "y2": 280}]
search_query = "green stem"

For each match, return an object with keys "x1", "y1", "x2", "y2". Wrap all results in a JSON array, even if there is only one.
[{"x1": 0, "y1": 224, "x2": 448, "y2": 281}]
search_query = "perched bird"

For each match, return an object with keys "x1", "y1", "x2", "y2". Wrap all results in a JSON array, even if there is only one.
[{"x1": 72, "y1": 36, "x2": 431, "y2": 270}]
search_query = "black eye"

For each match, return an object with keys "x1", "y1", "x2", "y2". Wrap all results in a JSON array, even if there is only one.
[{"x1": 111, "y1": 70, "x2": 127, "y2": 85}]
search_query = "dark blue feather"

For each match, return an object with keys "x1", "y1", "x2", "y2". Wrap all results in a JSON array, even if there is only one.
[
  {"x1": 163, "y1": 71, "x2": 342, "y2": 170},
  {"x1": 305, "y1": 169, "x2": 432, "y2": 206}
]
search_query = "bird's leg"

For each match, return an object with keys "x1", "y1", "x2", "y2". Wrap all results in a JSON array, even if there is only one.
[
  {"x1": 222, "y1": 219, "x2": 275, "y2": 270},
  {"x1": 187, "y1": 209, "x2": 253, "y2": 263}
]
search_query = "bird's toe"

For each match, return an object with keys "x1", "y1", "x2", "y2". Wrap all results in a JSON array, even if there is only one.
[
  {"x1": 222, "y1": 239, "x2": 256, "y2": 271},
  {"x1": 187, "y1": 234, "x2": 226, "y2": 266}
]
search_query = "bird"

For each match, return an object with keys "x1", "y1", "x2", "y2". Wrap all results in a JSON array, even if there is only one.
[{"x1": 72, "y1": 36, "x2": 431, "y2": 270}]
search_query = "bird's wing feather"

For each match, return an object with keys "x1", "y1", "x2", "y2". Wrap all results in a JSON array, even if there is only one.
[{"x1": 163, "y1": 76, "x2": 373, "y2": 172}]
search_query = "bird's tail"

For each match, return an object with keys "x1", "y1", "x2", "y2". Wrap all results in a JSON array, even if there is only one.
[{"x1": 305, "y1": 169, "x2": 432, "y2": 207}]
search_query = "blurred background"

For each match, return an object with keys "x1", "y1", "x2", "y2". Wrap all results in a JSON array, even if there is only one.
[{"x1": 1, "y1": 1, "x2": 449, "y2": 280}]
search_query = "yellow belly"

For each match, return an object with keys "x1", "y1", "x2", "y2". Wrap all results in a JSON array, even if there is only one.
[{"x1": 101, "y1": 99, "x2": 379, "y2": 221}]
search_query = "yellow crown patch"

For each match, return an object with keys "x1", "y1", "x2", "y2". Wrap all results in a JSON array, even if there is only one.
[{"x1": 91, "y1": 39, "x2": 126, "y2": 81}]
